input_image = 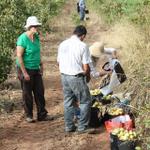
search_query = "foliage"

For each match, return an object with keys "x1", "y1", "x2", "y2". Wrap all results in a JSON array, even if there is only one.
[
  {"x1": 0, "y1": 0, "x2": 65, "y2": 84},
  {"x1": 25, "y1": 0, "x2": 65, "y2": 32},
  {"x1": 87, "y1": 0, "x2": 150, "y2": 25},
  {"x1": 136, "y1": 104, "x2": 150, "y2": 149},
  {"x1": 0, "y1": 0, "x2": 27, "y2": 83},
  {"x1": 71, "y1": 13, "x2": 81, "y2": 25}
]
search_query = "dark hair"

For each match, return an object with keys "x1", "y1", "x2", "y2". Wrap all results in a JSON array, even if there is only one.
[{"x1": 73, "y1": 25, "x2": 87, "y2": 37}]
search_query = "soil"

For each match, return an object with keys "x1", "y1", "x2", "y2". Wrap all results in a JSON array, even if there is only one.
[{"x1": 0, "y1": 1, "x2": 112, "y2": 150}]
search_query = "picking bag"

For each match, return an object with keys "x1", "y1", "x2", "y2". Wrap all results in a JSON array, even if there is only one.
[{"x1": 100, "y1": 59, "x2": 127, "y2": 96}]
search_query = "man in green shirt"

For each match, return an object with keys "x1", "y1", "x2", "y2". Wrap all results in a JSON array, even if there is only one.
[{"x1": 16, "y1": 16, "x2": 53, "y2": 123}]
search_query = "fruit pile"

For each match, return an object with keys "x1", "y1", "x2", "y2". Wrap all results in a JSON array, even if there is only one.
[
  {"x1": 90, "y1": 89, "x2": 101, "y2": 96},
  {"x1": 111, "y1": 128, "x2": 137, "y2": 141},
  {"x1": 108, "y1": 107, "x2": 124, "y2": 116},
  {"x1": 92, "y1": 101, "x2": 102, "y2": 109},
  {"x1": 103, "y1": 94, "x2": 112, "y2": 101}
]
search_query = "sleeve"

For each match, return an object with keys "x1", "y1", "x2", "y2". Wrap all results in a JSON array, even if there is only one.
[
  {"x1": 82, "y1": 46, "x2": 92, "y2": 64},
  {"x1": 89, "y1": 62, "x2": 100, "y2": 78},
  {"x1": 104, "y1": 48, "x2": 116, "y2": 54},
  {"x1": 16, "y1": 34, "x2": 26, "y2": 49}
]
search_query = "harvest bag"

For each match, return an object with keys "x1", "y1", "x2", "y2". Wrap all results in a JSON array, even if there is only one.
[{"x1": 100, "y1": 59, "x2": 127, "y2": 95}]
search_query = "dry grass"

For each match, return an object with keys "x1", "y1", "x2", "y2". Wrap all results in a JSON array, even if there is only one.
[{"x1": 86, "y1": 5, "x2": 150, "y2": 149}]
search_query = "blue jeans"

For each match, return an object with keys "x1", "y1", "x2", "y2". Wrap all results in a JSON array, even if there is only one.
[
  {"x1": 79, "y1": 7, "x2": 85, "y2": 20},
  {"x1": 61, "y1": 74, "x2": 91, "y2": 131}
]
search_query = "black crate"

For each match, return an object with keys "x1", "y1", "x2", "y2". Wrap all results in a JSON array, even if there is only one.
[
  {"x1": 118, "y1": 140, "x2": 135, "y2": 150},
  {"x1": 110, "y1": 134, "x2": 136, "y2": 150},
  {"x1": 89, "y1": 107, "x2": 102, "y2": 127},
  {"x1": 110, "y1": 134, "x2": 119, "y2": 150}
]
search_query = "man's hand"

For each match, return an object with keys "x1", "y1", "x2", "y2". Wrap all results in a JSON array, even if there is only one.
[
  {"x1": 82, "y1": 64, "x2": 91, "y2": 83},
  {"x1": 40, "y1": 63, "x2": 44, "y2": 75},
  {"x1": 86, "y1": 71, "x2": 91, "y2": 83},
  {"x1": 23, "y1": 72, "x2": 30, "y2": 81},
  {"x1": 100, "y1": 70, "x2": 112, "y2": 77}
]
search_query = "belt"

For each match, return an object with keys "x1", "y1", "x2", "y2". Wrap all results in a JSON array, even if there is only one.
[
  {"x1": 75, "y1": 73, "x2": 85, "y2": 77},
  {"x1": 61, "y1": 73, "x2": 85, "y2": 77}
]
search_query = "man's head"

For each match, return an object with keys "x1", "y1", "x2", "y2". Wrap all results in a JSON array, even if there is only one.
[{"x1": 73, "y1": 25, "x2": 87, "y2": 41}]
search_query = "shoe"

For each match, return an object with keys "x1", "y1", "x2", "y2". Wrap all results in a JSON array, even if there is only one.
[
  {"x1": 26, "y1": 117, "x2": 35, "y2": 123},
  {"x1": 65, "y1": 126, "x2": 77, "y2": 133},
  {"x1": 38, "y1": 115, "x2": 54, "y2": 121},
  {"x1": 77, "y1": 127, "x2": 96, "y2": 134}
]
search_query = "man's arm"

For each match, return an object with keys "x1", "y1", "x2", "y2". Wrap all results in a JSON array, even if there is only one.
[
  {"x1": 83, "y1": 64, "x2": 91, "y2": 83},
  {"x1": 16, "y1": 46, "x2": 30, "y2": 81}
]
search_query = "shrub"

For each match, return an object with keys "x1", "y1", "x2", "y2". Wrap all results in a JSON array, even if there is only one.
[{"x1": 0, "y1": 0, "x2": 65, "y2": 84}]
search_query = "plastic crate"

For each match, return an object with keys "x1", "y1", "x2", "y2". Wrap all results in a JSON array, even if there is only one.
[
  {"x1": 118, "y1": 140, "x2": 135, "y2": 150},
  {"x1": 110, "y1": 134, "x2": 119, "y2": 150}
]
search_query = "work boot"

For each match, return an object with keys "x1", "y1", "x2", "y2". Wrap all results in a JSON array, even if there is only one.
[
  {"x1": 77, "y1": 127, "x2": 96, "y2": 134},
  {"x1": 38, "y1": 115, "x2": 54, "y2": 121},
  {"x1": 65, "y1": 126, "x2": 77, "y2": 133}
]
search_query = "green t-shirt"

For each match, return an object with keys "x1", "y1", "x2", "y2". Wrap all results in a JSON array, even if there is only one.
[{"x1": 16, "y1": 32, "x2": 41, "y2": 69}]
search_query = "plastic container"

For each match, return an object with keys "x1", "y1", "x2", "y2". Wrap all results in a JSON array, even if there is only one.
[
  {"x1": 118, "y1": 140, "x2": 135, "y2": 150},
  {"x1": 110, "y1": 134, "x2": 119, "y2": 150},
  {"x1": 89, "y1": 107, "x2": 102, "y2": 127},
  {"x1": 105, "y1": 120, "x2": 123, "y2": 133}
]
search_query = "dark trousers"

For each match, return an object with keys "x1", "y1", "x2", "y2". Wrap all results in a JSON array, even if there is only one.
[{"x1": 17, "y1": 68, "x2": 47, "y2": 120}]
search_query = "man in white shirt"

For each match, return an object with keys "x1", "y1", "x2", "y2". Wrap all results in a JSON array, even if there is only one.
[{"x1": 57, "y1": 25, "x2": 93, "y2": 133}]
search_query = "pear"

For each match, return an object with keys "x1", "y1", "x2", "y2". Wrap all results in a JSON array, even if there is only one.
[
  {"x1": 106, "y1": 95, "x2": 111, "y2": 100},
  {"x1": 135, "y1": 146, "x2": 142, "y2": 150}
]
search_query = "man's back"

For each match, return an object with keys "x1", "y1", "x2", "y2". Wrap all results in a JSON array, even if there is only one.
[{"x1": 57, "y1": 35, "x2": 91, "y2": 75}]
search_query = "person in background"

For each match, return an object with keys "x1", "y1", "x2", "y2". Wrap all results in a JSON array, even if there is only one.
[
  {"x1": 89, "y1": 41, "x2": 114, "y2": 78},
  {"x1": 89, "y1": 42, "x2": 126, "y2": 96},
  {"x1": 76, "y1": 1, "x2": 80, "y2": 13},
  {"x1": 78, "y1": 0, "x2": 86, "y2": 20},
  {"x1": 57, "y1": 25, "x2": 95, "y2": 134},
  {"x1": 16, "y1": 16, "x2": 53, "y2": 123}
]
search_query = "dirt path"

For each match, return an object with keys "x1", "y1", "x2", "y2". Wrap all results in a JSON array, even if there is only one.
[{"x1": 0, "y1": 1, "x2": 111, "y2": 150}]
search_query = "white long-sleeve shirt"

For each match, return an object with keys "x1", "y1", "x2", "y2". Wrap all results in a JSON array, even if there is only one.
[
  {"x1": 89, "y1": 62, "x2": 100, "y2": 78},
  {"x1": 89, "y1": 47, "x2": 117, "y2": 78}
]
